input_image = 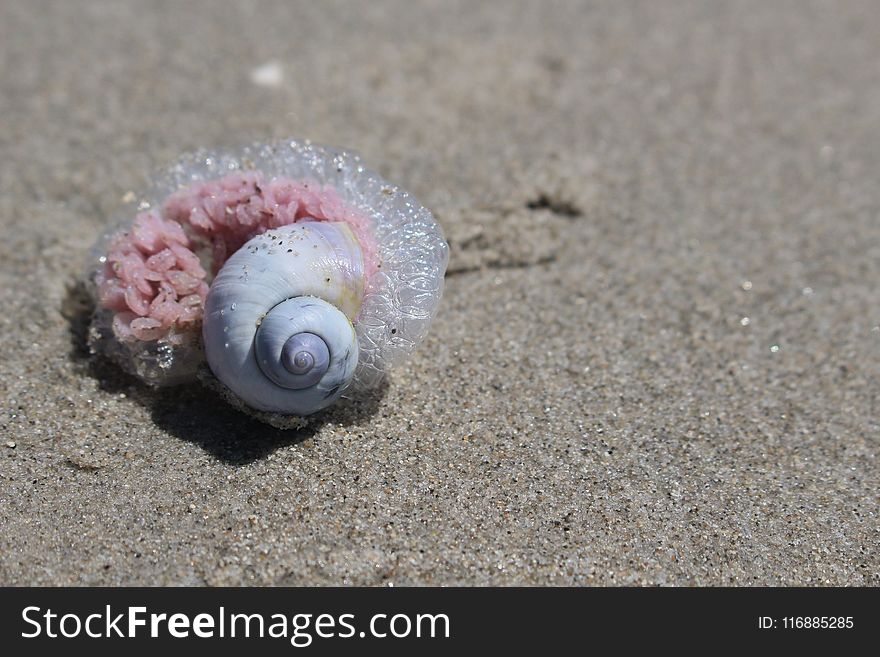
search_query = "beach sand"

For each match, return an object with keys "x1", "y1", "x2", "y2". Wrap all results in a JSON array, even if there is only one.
[{"x1": 0, "y1": 0, "x2": 877, "y2": 585}]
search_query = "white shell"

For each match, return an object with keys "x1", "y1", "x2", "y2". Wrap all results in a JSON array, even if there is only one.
[{"x1": 203, "y1": 222, "x2": 364, "y2": 415}]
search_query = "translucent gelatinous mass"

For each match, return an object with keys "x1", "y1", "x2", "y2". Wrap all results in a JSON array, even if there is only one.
[{"x1": 88, "y1": 139, "x2": 449, "y2": 406}]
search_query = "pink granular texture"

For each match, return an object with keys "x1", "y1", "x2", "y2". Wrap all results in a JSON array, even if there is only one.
[{"x1": 98, "y1": 172, "x2": 379, "y2": 343}]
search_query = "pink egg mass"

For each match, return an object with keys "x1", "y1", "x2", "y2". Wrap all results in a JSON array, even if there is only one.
[{"x1": 96, "y1": 172, "x2": 379, "y2": 343}]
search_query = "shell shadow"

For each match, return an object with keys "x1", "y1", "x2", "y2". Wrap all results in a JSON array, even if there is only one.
[{"x1": 62, "y1": 280, "x2": 388, "y2": 465}]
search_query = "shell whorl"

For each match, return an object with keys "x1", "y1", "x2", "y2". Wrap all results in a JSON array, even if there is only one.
[{"x1": 203, "y1": 221, "x2": 364, "y2": 415}]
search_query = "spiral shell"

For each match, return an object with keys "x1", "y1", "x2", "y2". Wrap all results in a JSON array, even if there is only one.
[
  {"x1": 88, "y1": 138, "x2": 449, "y2": 420},
  {"x1": 204, "y1": 222, "x2": 364, "y2": 415}
]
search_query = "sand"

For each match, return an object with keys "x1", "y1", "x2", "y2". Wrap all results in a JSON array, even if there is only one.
[{"x1": 0, "y1": 0, "x2": 877, "y2": 585}]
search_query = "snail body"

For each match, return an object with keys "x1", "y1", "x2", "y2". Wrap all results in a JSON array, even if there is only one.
[{"x1": 88, "y1": 139, "x2": 448, "y2": 422}]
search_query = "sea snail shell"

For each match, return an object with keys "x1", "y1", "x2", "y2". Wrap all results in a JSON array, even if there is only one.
[
  {"x1": 204, "y1": 222, "x2": 364, "y2": 415},
  {"x1": 89, "y1": 139, "x2": 448, "y2": 419}
]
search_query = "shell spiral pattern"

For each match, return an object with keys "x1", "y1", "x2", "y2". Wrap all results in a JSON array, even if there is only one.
[
  {"x1": 88, "y1": 139, "x2": 449, "y2": 418},
  {"x1": 204, "y1": 222, "x2": 363, "y2": 415}
]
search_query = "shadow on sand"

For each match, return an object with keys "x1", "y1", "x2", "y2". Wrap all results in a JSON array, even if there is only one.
[{"x1": 62, "y1": 280, "x2": 387, "y2": 466}]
